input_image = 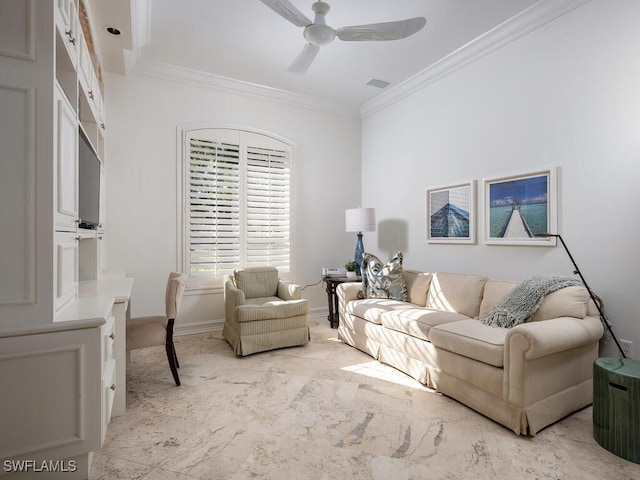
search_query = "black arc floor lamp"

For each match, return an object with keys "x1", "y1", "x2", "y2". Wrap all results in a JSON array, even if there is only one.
[{"x1": 536, "y1": 233, "x2": 626, "y2": 358}]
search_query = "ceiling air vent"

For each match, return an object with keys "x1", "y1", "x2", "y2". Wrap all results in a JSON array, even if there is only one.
[{"x1": 366, "y1": 78, "x2": 391, "y2": 89}]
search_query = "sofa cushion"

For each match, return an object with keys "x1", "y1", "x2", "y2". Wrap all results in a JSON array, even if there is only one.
[
  {"x1": 403, "y1": 270, "x2": 432, "y2": 306},
  {"x1": 478, "y1": 275, "x2": 585, "y2": 328},
  {"x1": 530, "y1": 285, "x2": 589, "y2": 322},
  {"x1": 359, "y1": 252, "x2": 410, "y2": 302},
  {"x1": 479, "y1": 280, "x2": 519, "y2": 316},
  {"x1": 426, "y1": 272, "x2": 488, "y2": 318},
  {"x1": 430, "y1": 319, "x2": 507, "y2": 368},
  {"x1": 346, "y1": 299, "x2": 410, "y2": 325},
  {"x1": 381, "y1": 308, "x2": 469, "y2": 342}
]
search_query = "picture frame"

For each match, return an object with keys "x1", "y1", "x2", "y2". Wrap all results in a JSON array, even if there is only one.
[
  {"x1": 426, "y1": 180, "x2": 476, "y2": 244},
  {"x1": 483, "y1": 168, "x2": 557, "y2": 246}
]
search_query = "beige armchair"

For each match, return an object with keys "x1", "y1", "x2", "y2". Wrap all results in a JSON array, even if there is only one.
[
  {"x1": 126, "y1": 272, "x2": 188, "y2": 386},
  {"x1": 223, "y1": 267, "x2": 309, "y2": 356}
]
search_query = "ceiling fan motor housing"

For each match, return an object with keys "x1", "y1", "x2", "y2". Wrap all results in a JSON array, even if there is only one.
[
  {"x1": 304, "y1": 24, "x2": 335, "y2": 45},
  {"x1": 304, "y1": 1, "x2": 335, "y2": 46}
]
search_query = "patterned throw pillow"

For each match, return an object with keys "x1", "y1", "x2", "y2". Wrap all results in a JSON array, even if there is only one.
[{"x1": 358, "y1": 251, "x2": 410, "y2": 302}]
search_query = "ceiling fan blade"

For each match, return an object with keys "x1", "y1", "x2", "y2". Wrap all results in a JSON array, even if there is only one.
[
  {"x1": 336, "y1": 17, "x2": 426, "y2": 41},
  {"x1": 288, "y1": 43, "x2": 320, "y2": 74},
  {"x1": 258, "y1": 0, "x2": 312, "y2": 28}
]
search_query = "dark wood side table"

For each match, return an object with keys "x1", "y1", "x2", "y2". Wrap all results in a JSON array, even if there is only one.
[{"x1": 322, "y1": 275, "x2": 361, "y2": 329}]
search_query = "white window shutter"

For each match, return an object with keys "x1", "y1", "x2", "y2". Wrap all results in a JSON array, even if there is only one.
[
  {"x1": 188, "y1": 138, "x2": 241, "y2": 277},
  {"x1": 185, "y1": 130, "x2": 292, "y2": 278},
  {"x1": 246, "y1": 145, "x2": 291, "y2": 270}
]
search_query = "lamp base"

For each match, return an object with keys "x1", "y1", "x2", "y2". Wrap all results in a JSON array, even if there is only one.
[{"x1": 354, "y1": 232, "x2": 364, "y2": 276}]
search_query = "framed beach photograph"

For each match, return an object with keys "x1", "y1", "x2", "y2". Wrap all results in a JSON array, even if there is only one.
[
  {"x1": 426, "y1": 181, "x2": 476, "y2": 244},
  {"x1": 483, "y1": 168, "x2": 557, "y2": 246}
]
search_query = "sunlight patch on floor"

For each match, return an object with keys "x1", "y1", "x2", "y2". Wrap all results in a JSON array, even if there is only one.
[{"x1": 341, "y1": 360, "x2": 433, "y2": 391}]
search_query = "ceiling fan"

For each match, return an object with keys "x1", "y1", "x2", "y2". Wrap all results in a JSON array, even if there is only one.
[{"x1": 259, "y1": 0, "x2": 427, "y2": 73}]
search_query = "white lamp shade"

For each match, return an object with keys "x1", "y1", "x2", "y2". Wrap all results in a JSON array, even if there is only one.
[{"x1": 346, "y1": 208, "x2": 376, "y2": 233}]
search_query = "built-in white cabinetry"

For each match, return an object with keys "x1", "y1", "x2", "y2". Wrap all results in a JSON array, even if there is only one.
[
  {"x1": 0, "y1": 321, "x2": 103, "y2": 477},
  {"x1": 77, "y1": 21, "x2": 106, "y2": 160},
  {"x1": 98, "y1": 230, "x2": 107, "y2": 275},
  {"x1": 55, "y1": 0, "x2": 79, "y2": 68},
  {"x1": 79, "y1": 230, "x2": 106, "y2": 281},
  {"x1": 54, "y1": 231, "x2": 79, "y2": 311},
  {"x1": 53, "y1": 0, "x2": 106, "y2": 309},
  {"x1": 0, "y1": 2, "x2": 121, "y2": 478},
  {"x1": 101, "y1": 314, "x2": 116, "y2": 440},
  {"x1": 54, "y1": 83, "x2": 79, "y2": 231}
]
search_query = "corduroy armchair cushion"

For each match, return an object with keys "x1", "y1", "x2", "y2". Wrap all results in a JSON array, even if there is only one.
[
  {"x1": 236, "y1": 299, "x2": 309, "y2": 322},
  {"x1": 234, "y1": 267, "x2": 279, "y2": 298}
]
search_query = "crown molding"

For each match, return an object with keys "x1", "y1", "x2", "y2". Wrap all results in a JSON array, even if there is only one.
[
  {"x1": 360, "y1": 0, "x2": 591, "y2": 119},
  {"x1": 124, "y1": 54, "x2": 360, "y2": 119}
]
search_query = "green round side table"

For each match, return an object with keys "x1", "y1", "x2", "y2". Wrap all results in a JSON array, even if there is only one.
[{"x1": 593, "y1": 357, "x2": 640, "y2": 464}]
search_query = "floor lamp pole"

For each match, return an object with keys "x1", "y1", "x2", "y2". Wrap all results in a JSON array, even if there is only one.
[{"x1": 540, "y1": 233, "x2": 626, "y2": 358}]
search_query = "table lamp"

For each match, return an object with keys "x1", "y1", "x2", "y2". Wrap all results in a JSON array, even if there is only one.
[{"x1": 345, "y1": 208, "x2": 376, "y2": 274}]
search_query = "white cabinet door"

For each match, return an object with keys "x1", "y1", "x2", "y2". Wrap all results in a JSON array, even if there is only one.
[
  {"x1": 98, "y1": 231, "x2": 107, "y2": 275},
  {"x1": 55, "y1": 0, "x2": 78, "y2": 66},
  {"x1": 54, "y1": 231, "x2": 78, "y2": 310},
  {"x1": 54, "y1": 84, "x2": 78, "y2": 230},
  {"x1": 0, "y1": 324, "x2": 103, "y2": 465},
  {"x1": 78, "y1": 30, "x2": 93, "y2": 93}
]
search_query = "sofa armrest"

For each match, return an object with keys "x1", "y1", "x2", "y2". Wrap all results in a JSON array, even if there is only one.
[
  {"x1": 506, "y1": 315, "x2": 604, "y2": 361},
  {"x1": 337, "y1": 282, "x2": 361, "y2": 301},
  {"x1": 504, "y1": 315, "x2": 604, "y2": 409},
  {"x1": 278, "y1": 281, "x2": 301, "y2": 300},
  {"x1": 336, "y1": 282, "x2": 361, "y2": 316},
  {"x1": 236, "y1": 299, "x2": 308, "y2": 322},
  {"x1": 225, "y1": 280, "x2": 245, "y2": 308}
]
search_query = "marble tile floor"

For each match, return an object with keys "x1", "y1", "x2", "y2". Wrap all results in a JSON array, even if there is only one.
[{"x1": 91, "y1": 319, "x2": 639, "y2": 480}]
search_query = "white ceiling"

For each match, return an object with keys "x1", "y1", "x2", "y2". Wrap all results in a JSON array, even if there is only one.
[{"x1": 90, "y1": 0, "x2": 543, "y2": 109}]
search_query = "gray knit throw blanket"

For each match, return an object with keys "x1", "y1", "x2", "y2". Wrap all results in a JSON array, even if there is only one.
[{"x1": 478, "y1": 275, "x2": 583, "y2": 328}]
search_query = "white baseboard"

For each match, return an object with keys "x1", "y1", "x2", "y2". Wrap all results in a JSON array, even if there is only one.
[
  {"x1": 309, "y1": 306, "x2": 328, "y2": 320},
  {"x1": 175, "y1": 319, "x2": 223, "y2": 336}
]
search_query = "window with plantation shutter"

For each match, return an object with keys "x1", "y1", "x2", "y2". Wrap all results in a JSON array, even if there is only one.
[
  {"x1": 246, "y1": 145, "x2": 291, "y2": 269},
  {"x1": 182, "y1": 128, "x2": 292, "y2": 280}
]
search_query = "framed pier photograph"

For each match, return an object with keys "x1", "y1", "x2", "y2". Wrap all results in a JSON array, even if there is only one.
[
  {"x1": 426, "y1": 181, "x2": 476, "y2": 244},
  {"x1": 483, "y1": 168, "x2": 557, "y2": 246}
]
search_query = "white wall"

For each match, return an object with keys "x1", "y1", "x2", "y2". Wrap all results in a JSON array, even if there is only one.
[
  {"x1": 361, "y1": 0, "x2": 640, "y2": 357},
  {"x1": 105, "y1": 71, "x2": 361, "y2": 330}
]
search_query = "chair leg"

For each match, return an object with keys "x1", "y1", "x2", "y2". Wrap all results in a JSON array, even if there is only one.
[
  {"x1": 166, "y1": 341, "x2": 181, "y2": 386},
  {"x1": 165, "y1": 319, "x2": 181, "y2": 386}
]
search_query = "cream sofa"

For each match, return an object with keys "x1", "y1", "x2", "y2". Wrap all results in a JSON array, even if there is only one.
[{"x1": 337, "y1": 270, "x2": 604, "y2": 435}]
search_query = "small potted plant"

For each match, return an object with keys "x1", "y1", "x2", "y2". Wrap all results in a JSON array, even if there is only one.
[{"x1": 344, "y1": 260, "x2": 358, "y2": 279}]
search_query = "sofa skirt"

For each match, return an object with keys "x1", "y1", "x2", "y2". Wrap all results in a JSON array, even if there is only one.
[
  {"x1": 337, "y1": 324, "x2": 381, "y2": 359},
  {"x1": 223, "y1": 317, "x2": 309, "y2": 356}
]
